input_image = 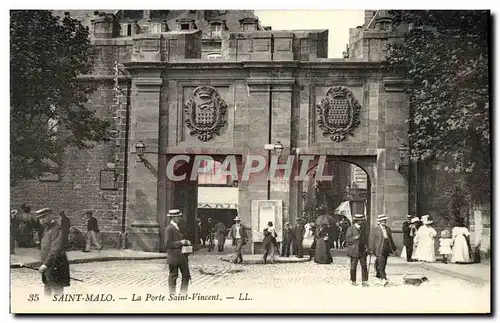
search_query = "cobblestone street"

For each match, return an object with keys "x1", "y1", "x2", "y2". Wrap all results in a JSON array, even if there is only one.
[{"x1": 11, "y1": 250, "x2": 490, "y2": 313}]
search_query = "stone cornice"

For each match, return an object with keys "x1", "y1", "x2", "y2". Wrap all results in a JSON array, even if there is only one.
[
  {"x1": 383, "y1": 77, "x2": 413, "y2": 92},
  {"x1": 300, "y1": 60, "x2": 383, "y2": 70}
]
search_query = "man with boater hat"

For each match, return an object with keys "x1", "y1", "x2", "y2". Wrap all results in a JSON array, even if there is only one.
[
  {"x1": 345, "y1": 214, "x2": 369, "y2": 286},
  {"x1": 164, "y1": 209, "x2": 192, "y2": 295},
  {"x1": 36, "y1": 208, "x2": 70, "y2": 296},
  {"x1": 229, "y1": 216, "x2": 247, "y2": 263},
  {"x1": 293, "y1": 218, "x2": 305, "y2": 258},
  {"x1": 370, "y1": 214, "x2": 397, "y2": 287}
]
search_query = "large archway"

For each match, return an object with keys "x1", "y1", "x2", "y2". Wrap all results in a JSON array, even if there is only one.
[{"x1": 299, "y1": 157, "x2": 375, "y2": 237}]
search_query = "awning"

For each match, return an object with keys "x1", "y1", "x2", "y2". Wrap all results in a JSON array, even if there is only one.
[{"x1": 334, "y1": 201, "x2": 352, "y2": 222}]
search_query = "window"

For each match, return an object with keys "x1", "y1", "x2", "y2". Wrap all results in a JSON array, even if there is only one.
[
  {"x1": 242, "y1": 23, "x2": 255, "y2": 31},
  {"x1": 181, "y1": 23, "x2": 190, "y2": 30},
  {"x1": 210, "y1": 23, "x2": 222, "y2": 38},
  {"x1": 207, "y1": 53, "x2": 222, "y2": 60},
  {"x1": 150, "y1": 22, "x2": 163, "y2": 33},
  {"x1": 120, "y1": 23, "x2": 133, "y2": 36}
]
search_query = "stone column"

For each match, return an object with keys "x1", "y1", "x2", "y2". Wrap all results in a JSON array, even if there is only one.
[
  {"x1": 127, "y1": 74, "x2": 163, "y2": 252},
  {"x1": 382, "y1": 77, "x2": 410, "y2": 248}
]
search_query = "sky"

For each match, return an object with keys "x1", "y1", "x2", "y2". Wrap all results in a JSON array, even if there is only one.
[{"x1": 255, "y1": 10, "x2": 365, "y2": 58}]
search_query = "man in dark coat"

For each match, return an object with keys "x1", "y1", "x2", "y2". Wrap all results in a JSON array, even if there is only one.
[
  {"x1": 370, "y1": 214, "x2": 397, "y2": 287},
  {"x1": 214, "y1": 221, "x2": 227, "y2": 252},
  {"x1": 345, "y1": 214, "x2": 369, "y2": 287},
  {"x1": 281, "y1": 222, "x2": 294, "y2": 257},
  {"x1": 59, "y1": 211, "x2": 71, "y2": 251},
  {"x1": 164, "y1": 209, "x2": 192, "y2": 295},
  {"x1": 36, "y1": 208, "x2": 70, "y2": 296},
  {"x1": 402, "y1": 214, "x2": 413, "y2": 262},
  {"x1": 84, "y1": 211, "x2": 102, "y2": 252},
  {"x1": 293, "y1": 218, "x2": 305, "y2": 258},
  {"x1": 229, "y1": 216, "x2": 248, "y2": 263}
]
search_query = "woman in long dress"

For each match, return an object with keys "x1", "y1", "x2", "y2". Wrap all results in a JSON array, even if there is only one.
[
  {"x1": 451, "y1": 218, "x2": 471, "y2": 263},
  {"x1": 314, "y1": 224, "x2": 333, "y2": 264},
  {"x1": 414, "y1": 215, "x2": 437, "y2": 262}
]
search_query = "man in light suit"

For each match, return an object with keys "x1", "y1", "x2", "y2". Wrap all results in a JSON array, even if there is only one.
[
  {"x1": 164, "y1": 209, "x2": 192, "y2": 295},
  {"x1": 369, "y1": 214, "x2": 397, "y2": 287},
  {"x1": 229, "y1": 216, "x2": 247, "y2": 264}
]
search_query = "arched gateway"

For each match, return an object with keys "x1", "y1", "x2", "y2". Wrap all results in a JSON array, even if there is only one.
[{"x1": 121, "y1": 20, "x2": 410, "y2": 252}]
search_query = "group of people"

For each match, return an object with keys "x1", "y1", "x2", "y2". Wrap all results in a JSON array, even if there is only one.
[
  {"x1": 401, "y1": 214, "x2": 472, "y2": 264},
  {"x1": 11, "y1": 204, "x2": 104, "y2": 255},
  {"x1": 196, "y1": 218, "x2": 228, "y2": 252},
  {"x1": 310, "y1": 214, "x2": 397, "y2": 287}
]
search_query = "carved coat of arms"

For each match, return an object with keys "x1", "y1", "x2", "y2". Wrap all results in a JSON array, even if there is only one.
[
  {"x1": 316, "y1": 86, "x2": 361, "y2": 142},
  {"x1": 184, "y1": 86, "x2": 228, "y2": 142}
]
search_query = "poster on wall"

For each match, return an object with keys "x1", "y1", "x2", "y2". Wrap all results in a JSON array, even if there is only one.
[{"x1": 251, "y1": 200, "x2": 283, "y2": 243}]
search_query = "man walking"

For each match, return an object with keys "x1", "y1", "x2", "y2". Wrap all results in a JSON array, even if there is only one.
[
  {"x1": 165, "y1": 209, "x2": 192, "y2": 295},
  {"x1": 293, "y1": 218, "x2": 305, "y2": 258},
  {"x1": 345, "y1": 214, "x2": 369, "y2": 287},
  {"x1": 229, "y1": 216, "x2": 247, "y2": 264},
  {"x1": 214, "y1": 221, "x2": 227, "y2": 252},
  {"x1": 84, "y1": 211, "x2": 102, "y2": 252},
  {"x1": 402, "y1": 214, "x2": 413, "y2": 262},
  {"x1": 281, "y1": 222, "x2": 294, "y2": 257},
  {"x1": 370, "y1": 214, "x2": 397, "y2": 287},
  {"x1": 36, "y1": 208, "x2": 70, "y2": 296}
]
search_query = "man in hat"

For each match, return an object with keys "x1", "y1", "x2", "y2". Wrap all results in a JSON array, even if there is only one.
[
  {"x1": 369, "y1": 215, "x2": 397, "y2": 287},
  {"x1": 345, "y1": 214, "x2": 369, "y2": 287},
  {"x1": 36, "y1": 208, "x2": 70, "y2": 296},
  {"x1": 84, "y1": 211, "x2": 102, "y2": 252},
  {"x1": 402, "y1": 215, "x2": 413, "y2": 262},
  {"x1": 293, "y1": 218, "x2": 305, "y2": 258},
  {"x1": 229, "y1": 216, "x2": 247, "y2": 263},
  {"x1": 164, "y1": 209, "x2": 192, "y2": 295}
]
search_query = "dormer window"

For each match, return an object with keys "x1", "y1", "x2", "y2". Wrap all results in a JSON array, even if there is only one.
[
  {"x1": 239, "y1": 17, "x2": 258, "y2": 32},
  {"x1": 211, "y1": 22, "x2": 222, "y2": 38},
  {"x1": 150, "y1": 22, "x2": 166, "y2": 33},
  {"x1": 177, "y1": 19, "x2": 197, "y2": 31}
]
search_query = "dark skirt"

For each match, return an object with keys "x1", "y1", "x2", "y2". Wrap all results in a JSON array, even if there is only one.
[{"x1": 315, "y1": 238, "x2": 333, "y2": 264}]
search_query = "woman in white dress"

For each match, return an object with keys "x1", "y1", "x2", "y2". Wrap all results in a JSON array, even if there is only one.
[
  {"x1": 414, "y1": 215, "x2": 437, "y2": 262},
  {"x1": 451, "y1": 218, "x2": 471, "y2": 263}
]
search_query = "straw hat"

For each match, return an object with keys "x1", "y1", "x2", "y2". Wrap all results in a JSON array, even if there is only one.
[
  {"x1": 167, "y1": 209, "x2": 182, "y2": 217},
  {"x1": 35, "y1": 208, "x2": 52, "y2": 218},
  {"x1": 234, "y1": 216, "x2": 242, "y2": 221},
  {"x1": 11, "y1": 210, "x2": 18, "y2": 217},
  {"x1": 411, "y1": 217, "x2": 419, "y2": 224},
  {"x1": 406, "y1": 215, "x2": 412, "y2": 219},
  {"x1": 377, "y1": 214, "x2": 388, "y2": 222},
  {"x1": 353, "y1": 214, "x2": 365, "y2": 220},
  {"x1": 423, "y1": 217, "x2": 433, "y2": 225}
]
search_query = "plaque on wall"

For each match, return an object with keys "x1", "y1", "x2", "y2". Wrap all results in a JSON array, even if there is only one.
[
  {"x1": 100, "y1": 169, "x2": 118, "y2": 190},
  {"x1": 251, "y1": 200, "x2": 283, "y2": 243}
]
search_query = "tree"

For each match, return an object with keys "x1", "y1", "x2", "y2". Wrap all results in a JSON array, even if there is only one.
[
  {"x1": 10, "y1": 10, "x2": 111, "y2": 186},
  {"x1": 386, "y1": 10, "x2": 490, "y2": 203}
]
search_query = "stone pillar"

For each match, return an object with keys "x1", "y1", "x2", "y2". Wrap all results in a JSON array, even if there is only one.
[
  {"x1": 126, "y1": 72, "x2": 163, "y2": 252},
  {"x1": 382, "y1": 77, "x2": 410, "y2": 248}
]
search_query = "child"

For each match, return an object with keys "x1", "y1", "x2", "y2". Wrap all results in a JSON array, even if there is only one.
[{"x1": 438, "y1": 230, "x2": 453, "y2": 264}]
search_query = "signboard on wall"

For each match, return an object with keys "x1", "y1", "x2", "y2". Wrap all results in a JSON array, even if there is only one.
[{"x1": 251, "y1": 200, "x2": 283, "y2": 243}]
